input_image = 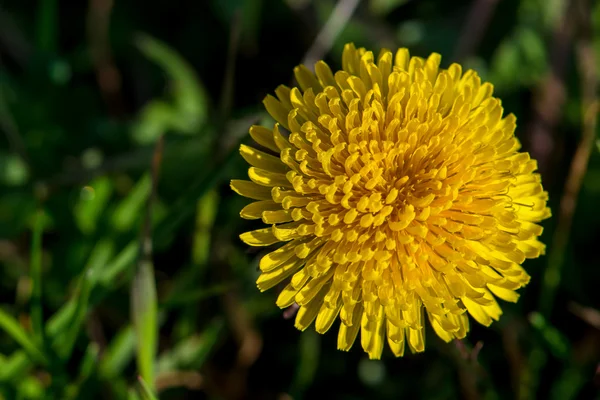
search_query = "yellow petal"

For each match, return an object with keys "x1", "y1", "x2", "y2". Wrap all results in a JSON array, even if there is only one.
[
  {"x1": 240, "y1": 228, "x2": 279, "y2": 247},
  {"x1": 488, "y1": 284, "x2": 520, "y2": 302},
  {"x1": 295, "y1": 287, "x2": 327, "y2": 330},
  {"x1": 240, "y1": 200, "x2": 281, "y2": 220},
  {"x1": 360, "y1": 303, "x2": 385, "y2": 360},
  {"x1": 256, "y1": 257, "x2": 303, "y2": 291},
  {"x1": 337, "y1": 303, "x2": 363, "y2": 351},
  {"x1": 240, "y1": 144, "x2": 287, "y2": 173},
  {"x1": 386, "y1": 320, "x2": 405, "y2": 357},
  {"x1": 262, "y1": 209, "x2": 293, "y2": 224},
  {"x1": 230, "y1": 179, "x2": 272, "y2": 200},
  {"x1": 407, "y1": 327, "x2": 425, "y2": 354},
  {"x1": 294, "y1": 65, "x2": 322, "y2": 92},
  {"x1": 259, "y1": 240, "x2": 301, "y2": 271},
  {"x1": 276, "y1": 283, "x2": 299, "y2": 308},
  {"x1": 248, "y1": 167, "x2": 290, "y2": 187},
  {"x1": 315, "y1": 300, "x2": 341, "y2": 334},
  {"x1": 249, "y1": 125, "x2": 279, "y2": 152},
  {"x1": 263, "y1": 95, "x2": 290, "y2": 129}
]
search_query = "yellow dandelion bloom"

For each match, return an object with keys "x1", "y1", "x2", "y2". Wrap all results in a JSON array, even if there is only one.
[{"x1": 232, "y1": 43, "x2": 551, "y2": 359}]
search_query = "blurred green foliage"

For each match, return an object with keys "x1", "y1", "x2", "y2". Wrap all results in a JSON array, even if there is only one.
[{"x1": 0, "y1": 0, "x2": 599, "y2": 399}]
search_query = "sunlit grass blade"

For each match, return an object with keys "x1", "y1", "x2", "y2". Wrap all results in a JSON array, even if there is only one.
[
  {"x1": 132, "y1": 259, "x2": 158, "y2": 391},
  {"x1": 137, "y1": 375, "x2": 158, "y2": 400},
  {"x1": 0, "y1": 308, "x2": 47, "y2": 365}
]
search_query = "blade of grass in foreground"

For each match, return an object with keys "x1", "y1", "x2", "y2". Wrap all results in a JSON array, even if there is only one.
[
  {"x1": 132, "y1": 259, "x2": 158, "y2": 391},
  {"x1": 132, "y1": 136, "x2": 162, "y2": 390}
]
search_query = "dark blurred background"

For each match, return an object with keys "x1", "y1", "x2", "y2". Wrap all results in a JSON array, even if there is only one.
[{"x1": 0, "y1": 0, "x2": 599, "y2": 399}]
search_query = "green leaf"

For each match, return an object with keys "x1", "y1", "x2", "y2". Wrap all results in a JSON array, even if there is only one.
[
  {"x1": 131, "y1": 260, "x2": 158, "y2": 391},
  {"x1": 0, "y1": 308, "x2": 47, "y2": 365}
]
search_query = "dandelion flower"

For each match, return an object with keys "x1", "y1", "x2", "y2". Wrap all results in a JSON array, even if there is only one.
[{"x1": 232, "y1": 44, "x2": 550, "y2": 359}]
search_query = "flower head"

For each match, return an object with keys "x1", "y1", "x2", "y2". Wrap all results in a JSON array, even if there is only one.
[{"x1": 232, "y1": 44, "x2": 550, "y2": 359}]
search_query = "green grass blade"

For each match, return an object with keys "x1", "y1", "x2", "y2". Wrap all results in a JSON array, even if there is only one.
[
  {"x1": 192, "y1": 190, "x2": 218, "y2": 266},
  {"x1": 73, "y1": 177, "x2": 114, "y2": 235},
  {"x1": 64, "y1": 343, "x2": 99, "y2": 399},
  {"x1": 57, "y1": 239, "x2": 114, "y2": 360},
  {"x1": 0, "y1": 352, "x2": 30, "y2": 382},
  {"x1": 78, "y1": 343, "x2": 99, "y2": 383},
  {"x1": 156, "y1": 318, "x2": 223, "y2": 374},
  {"x1": 134, "y1": 33, "x2": 208, "y2": 130},
  {"x1": 0, "y1": 308, "x2": 47, "y2": 365},
  {"x1": 98, "y1": 241, "x2": 139, "y2": 286},
  {"x1": 111, "y1": 174, "x2": 151, "y2": 232},
  {"x1": 137, "y1": 376, "x2": 158, "y2": 400},
  {"x1": 161, "y1": 283, "x2": 233, "y2": 308},
  {"x1": 155, "y1": 144, "x2": 240, "y2": 246},
  {"x1": 132, "y1": 260, "x2": 158, "y2": 390},
  {"x1": 99, "y1": 325, "x2": 136, "y2": 378},
  {"x1": 529, "y1": 312, "x2": 570, "y2": 359},
  {"x1": 291, "y1": 330, "x2": 320, "y2": 398},
  {"x1": 128, "y1": 387, "x2": 142, "y2": 400}
]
